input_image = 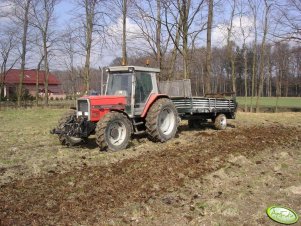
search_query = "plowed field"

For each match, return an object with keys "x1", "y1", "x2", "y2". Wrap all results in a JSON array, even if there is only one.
[{"x1": 0, "y1": 110, "x2": 300, "y2": 225}]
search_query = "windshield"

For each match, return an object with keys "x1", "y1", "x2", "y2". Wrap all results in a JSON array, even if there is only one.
[{"x1": 106, "y1": 73, "x2": 132, "y2": 98}]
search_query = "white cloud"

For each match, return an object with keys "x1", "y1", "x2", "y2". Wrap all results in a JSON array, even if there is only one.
[
  {"x1": 0, "y1": 1, "x2": 14, "y2": 25},
  {"x1": 212, "y1": 15, "x2": 255, "y2": 47},
  {"x1": 0, "y1": 1, "x2": 13, "y2": 15},
  {"x1": 106, "y1": 16, "x2": 152, "y2": 57}
]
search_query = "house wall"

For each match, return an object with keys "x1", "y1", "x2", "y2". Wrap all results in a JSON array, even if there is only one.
[{"x1": 4, "y1": 84, "x2": 66, "y2": 100}]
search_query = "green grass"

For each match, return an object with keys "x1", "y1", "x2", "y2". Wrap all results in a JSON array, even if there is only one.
[
  {"x1": 0, "y1": 108, "x2": 66, "y2": 151},
  {"x1": 0, "y1": 108, "x2": 121, "y2": 185},
  {"x1": 236, "y1": 97, "x2": 301, "y2": 108}
]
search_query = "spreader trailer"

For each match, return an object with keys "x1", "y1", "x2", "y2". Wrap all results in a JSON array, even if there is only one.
[
  {"x1": 171, "y1": 95, "x2": 237, "y2": 130},
  {"x1": 51, "y1": 66, "x2": 237, "y2": 151}
]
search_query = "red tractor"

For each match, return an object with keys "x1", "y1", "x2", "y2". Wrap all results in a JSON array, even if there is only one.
[{"x1": 52, "y1": 66, "x2": 178, "y2": 151}]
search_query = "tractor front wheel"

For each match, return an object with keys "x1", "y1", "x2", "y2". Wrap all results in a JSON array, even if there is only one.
[
  {"x1": 146, "y1": 98, "x2": 178, "y2": 142},
  {"x1": 96, "y1": 112, "x2": 132, "y2": 151}
]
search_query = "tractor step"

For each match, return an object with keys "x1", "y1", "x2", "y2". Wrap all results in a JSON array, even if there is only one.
[
  {"x1": 134, "y1": 131, "x2": 146, "y2": 135},
  {"x1": 133, "y1": 121, "x2": 144, "y2": 126}
]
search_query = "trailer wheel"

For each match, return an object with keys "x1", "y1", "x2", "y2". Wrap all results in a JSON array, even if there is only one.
[
  {"x1": 146, "y1": 98, "x2": 178, "y2": 142},
  {"x1": 96, "y1": 112, "x2": 132, "y2": 151},
  {"x1": 214, "y1": 114, "x2": 227, "y2": 130}
]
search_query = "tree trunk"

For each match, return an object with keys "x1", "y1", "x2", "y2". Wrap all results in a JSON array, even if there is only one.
[
  {"x1": 0, "y1": 78, "x2": 4, "y2": 100},
  {"x1": 227, "y1": 0, "x2": 236, "y2": 94},
  {"x1": 243, "y1": 45, "x2": 248, "y2": 112},
  {"x1": 17, "y1": 0, "x2": 31, "y2": 107},
  {"x1": 275, "y1": 70, "x2": 282, "y2": 112},
  {"x1": 168, "y1": 18, "x2": 181, "y2": 79},
  {"x1": 182, "y1": 0, "x2": 190, "y2": 79},
  {"x1": 204, "y1": 0, "x2": 213, "y2": 94},
  {"x1": 249, "y1": 0, "x2": 257, "y2": 112},
  {"x1": 122, "y1": 0, "x2": 127, "y2": 65},
  {"x1": 43, "y1": 33, "x2": 49, "y2": 106},
  {"x1": 83, "y1": 0, "x2": 95, "y2": 94},
  {"x1": 255, "y1": 1, "x2": 270, "y2": 113},
  {"x1": 156, "y1": 0, "x2": 161, "y2": 68},
  {"x1": 36, "y1": 56, "x2": 44, "y2": 107}
]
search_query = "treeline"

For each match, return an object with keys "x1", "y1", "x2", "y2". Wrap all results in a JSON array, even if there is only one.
[
  {"x1": 111, "y1": 43, "x2": 301, "y2": 98},
  {"x1": 0, "y1": 0, "x2": 300, "y2": 111}
]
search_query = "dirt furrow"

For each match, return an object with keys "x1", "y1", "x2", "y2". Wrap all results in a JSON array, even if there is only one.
[{"x1": 0, "y1": 125, "x2": 300, "y2": 225}]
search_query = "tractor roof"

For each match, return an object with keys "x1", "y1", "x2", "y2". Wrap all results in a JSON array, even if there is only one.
[{"x1": 107, "y1": 66, "x2": 160, "y2": 73}]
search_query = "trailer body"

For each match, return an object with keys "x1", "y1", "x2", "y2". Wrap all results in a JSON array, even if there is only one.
[{"x1": 171, "y1": 96, "x2": 237, "y2": 120}]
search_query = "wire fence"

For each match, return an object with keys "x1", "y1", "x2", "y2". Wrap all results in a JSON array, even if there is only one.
[
  {"x1": 0, "y1": 100, "x2": 76, "y2": 110},
  {"x1": 159, "y1": 79, "x2": 192, "y2": 97}
]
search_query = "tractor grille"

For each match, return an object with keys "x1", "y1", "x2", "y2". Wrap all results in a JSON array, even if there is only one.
[{"x1": 78, "y1": 99, "x2": 89, "y2": 113}]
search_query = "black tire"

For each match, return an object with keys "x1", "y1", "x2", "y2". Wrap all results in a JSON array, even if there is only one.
[
  {"x1": 146, "y1": 98, "x2": 178, "y2": 142},
  {"x1": 214, "y1": 114, "x2": 227, "y2": 130},
  {"x1": 57, "y1": 110, "x2": 76, "y2": 146},
  {"x1": 95, "y1": 112, "x2": 132, "y2": 151}
]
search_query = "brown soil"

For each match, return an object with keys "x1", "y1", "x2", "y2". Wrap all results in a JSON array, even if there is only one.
[{"x1": 1, "y1": 120, "x2": 301, "y2": 225}]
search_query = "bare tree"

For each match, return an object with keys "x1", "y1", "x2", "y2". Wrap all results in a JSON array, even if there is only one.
[
  {"x1": 255, "y1": 0, "x2": 271, "y2": 112},
  {"x1": 226, "y1": 0, "x2": 236, "y2": 94},
  {"x1": 238, "y1": 0, "x2": 251, "y2": 111},
  {"x1": 0, "y1": 28, "x2": 19, "y2": 99},
  {"x1": 32, "y1": 0, "x2": 59, "y2": 106},
  {"x1": 248, "y1": 0, "x2": 258, "y2": 112},
  {"x1": 274, "y1": 0, "x2": 301, "y2": 42},
  {"x1": 35, "y1": 55, "x2": 44, "y2": 106},
  {"x1": 14, "y1": 0, "x2": 31, "y2": 107},
  {"x1": 204, "y1": 0, "x2": 213, "y2": 93},
  {"x1": 130, "y1": 0, "x2": 167, "y2": 70},
  {"x1": 82, "y1": 0, "x2": 99, "y2": 94},
  {"x1": 164, "y1": 0, "x2": 206, "y2": 79},
  {"x1": 122, "y1": 0, "x2": 127, "y2": 65},
  {"x1": 166, "y1": 13, "x2": 181, "y2": 79},
  {"x1": 273, "y1": 42, "x2": 290, "y2": 110},
  {"x1": 59, "y1": 26, "x2": 82, "y2": 100},
  {"x1": 156, "y1": 0, "x2": 161, "y2": 68}
]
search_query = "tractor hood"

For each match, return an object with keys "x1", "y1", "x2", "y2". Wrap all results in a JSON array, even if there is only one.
[
  {"x1": 77, "y1": 95, "x2": 127, "y2": 122},
  {"x1": 79, "y1": 95, "x2": 127, "y2": 108}
]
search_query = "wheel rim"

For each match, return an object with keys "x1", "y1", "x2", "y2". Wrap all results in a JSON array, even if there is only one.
[
  {"x1": 158, "y1": 107, "x2": 175, "y2": 135},
  {"x1": 220, "y1": 116, "x2": 226, "y2": 128},
  {"x1": 107, "y1": 121, "x2": 127, "y2": 145}
]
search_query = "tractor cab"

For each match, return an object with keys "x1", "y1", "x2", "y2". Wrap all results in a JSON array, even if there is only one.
[{"x1": 105, "y1": 66, "x2": 160, "y2": 117}]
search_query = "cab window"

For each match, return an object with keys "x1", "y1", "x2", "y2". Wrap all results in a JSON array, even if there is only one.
[{"x1": 135, "y1": 72, "x2": 153, "y2": 104}]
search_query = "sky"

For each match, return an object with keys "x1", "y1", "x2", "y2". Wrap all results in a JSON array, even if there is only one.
[
  {"x1": 0, "y1": 0, "x2": 269, "y2": 70},
  {"x1": 51, "y1": 0, "x2": 259, "y2": 67}
]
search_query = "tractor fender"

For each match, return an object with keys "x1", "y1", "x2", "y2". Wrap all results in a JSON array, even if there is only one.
[
  {"x1": 141, "y1": 94, "x2": 169, "y2": 118},
  {"x1": 108, "y1": 109, "x2": 133, "y2": 134},
  {"x1": 109, "y1": 109, "x2": 131, "y2": 121}
]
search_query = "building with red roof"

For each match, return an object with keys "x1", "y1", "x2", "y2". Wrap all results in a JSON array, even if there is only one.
[{"x1": 3, "y1": 69, "x2": 65, "y2": 99}]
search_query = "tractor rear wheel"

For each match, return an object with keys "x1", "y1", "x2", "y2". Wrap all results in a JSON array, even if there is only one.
[
  {"x1": 146, "y1": 98, "x2": 178, "y2": 142},
  {"x1": 214, "y1": 114, "x2": 227, "y2": 130},
  {"x1": 95, "y1": 112, "x2": 132, "y2": 151}
]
